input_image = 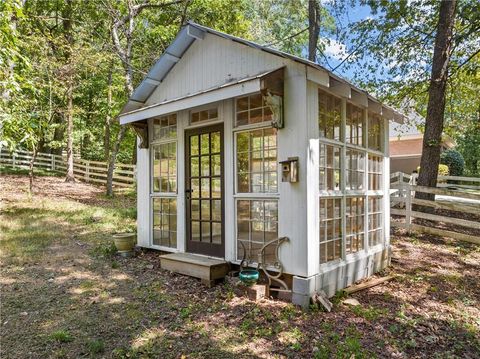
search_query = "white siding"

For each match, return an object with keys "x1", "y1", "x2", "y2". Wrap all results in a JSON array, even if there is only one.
[
  {"x1": 136, "y1": 142, "x2": 150, "y2": 247},
  {"x1": 147, "y1": 33, "x2": 287, "y2": 106}
]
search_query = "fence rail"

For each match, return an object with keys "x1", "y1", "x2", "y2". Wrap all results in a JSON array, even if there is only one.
[
  {"x1": 390, "y1": 172, "x2": 480, "y2": 245},
  {"x1": 0, "y1": 148, "x2": 136, "y2": 188}
]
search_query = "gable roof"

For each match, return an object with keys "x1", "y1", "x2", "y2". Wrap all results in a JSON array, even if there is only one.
[{"x1": 121, "y1": 21, "x2": 405, "y2": 123}]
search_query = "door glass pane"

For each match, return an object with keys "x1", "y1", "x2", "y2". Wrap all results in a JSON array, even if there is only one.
[
  {"x1": 201, "y1": 178, "x2": 210, "y2": 198},
  {"x1": 212, "y1": 200, "x2": 221, "y2": 221},
  {"x1": 192, "y1": 221, "x2": 200, "y2": 242},
  {"x1": 201, "y1": 200, "x2": 210, "y2": 220},
  {"x1": 211, "y1": 178, "x2": 221, "y2": 198},
  {"x1": 212, "y1": 155, "x2": 221, "y2": 176},
  {"x1": 191, "y1": 179, "x2": 199, "y2": 198},
  {"x1": 200, "y1": 133, "x2": 210, "y2": 155},
  {"x1": 190, "y1": 157, "x2": 199, "y2": 177},
  {"x1": 201, "y1": 222, "x2": 211, "y2": 242},
  {"x1": 190, "y1": 135, "x2": 199, "y2": 155},
  {"x1": 212, "y1": 223, "x2": 222, "y2": 244},
  {"x1": 191, "y1": 200, "x2": 200, "y2": 220},
  {"x1": 201, "y1": 156, "x2": 209, "y2": 176},
  {"x1": 211, "y1": 132, "x2": 221, "y2": 153}
]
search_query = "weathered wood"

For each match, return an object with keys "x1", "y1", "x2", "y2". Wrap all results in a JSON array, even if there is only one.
[
  {"x1": 343, "y1": 276, "x2": 396, "y2": 294},
  {"x1": 410, "y1": 210, "x2": 480, "y2": 230},
  {"x1": 408, "y1": 224, "x2": 480, "y2": 245},
  {"x1": 411, "y1": 198, "x2": 479, "y2": 216},
  {"x1": 160, "y1": 253, "x2": 230, "y2": 286},
  {"x1": 412, "y1": 185, "x2": 480, "y2": 201},
  {"x1": 312, "y1": 290, "x2": 332, "y2": 312}
]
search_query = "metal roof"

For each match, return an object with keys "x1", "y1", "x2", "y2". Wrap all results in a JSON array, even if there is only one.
[{"x1": 121, "y1": 21, "x2": 406, "y2": 121}]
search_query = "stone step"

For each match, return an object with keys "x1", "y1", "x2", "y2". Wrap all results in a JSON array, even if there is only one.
[{"x1": 159, "y1": 252, "x2": 230, "y2": 287}]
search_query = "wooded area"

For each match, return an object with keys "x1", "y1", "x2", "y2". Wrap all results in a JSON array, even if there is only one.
[{"x1": 1, "y1": 0, "x2": 479, "y2": 195}]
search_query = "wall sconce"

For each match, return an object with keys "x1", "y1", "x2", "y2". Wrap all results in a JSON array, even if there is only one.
[{"x1": 280, "y1": 157, "x2": 299, "y2": 183}]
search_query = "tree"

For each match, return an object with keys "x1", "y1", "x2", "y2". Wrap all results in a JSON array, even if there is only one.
[
  {"x1": 416, "y1": 0, "x2": 457, "y2": 198},
  {"x1": 308, "y1": 0, "x2": 321, "y2": 61}
]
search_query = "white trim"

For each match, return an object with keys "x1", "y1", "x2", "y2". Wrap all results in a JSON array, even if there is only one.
[{"x1": 120, "y1": 79, "x2": 262, "y2": 124}]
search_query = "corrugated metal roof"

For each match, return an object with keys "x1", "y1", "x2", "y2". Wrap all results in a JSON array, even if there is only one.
[{"x1": 120, "y1": 21, "x2": 405, "y2": 121}]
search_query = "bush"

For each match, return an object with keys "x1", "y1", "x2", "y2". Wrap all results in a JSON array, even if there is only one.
[
  {"x1": 440, "y1": 149, "x2": 464, "y2": 176},
  {"x1": 416, "y1": 164, "x2": 449, "y2": 176}
]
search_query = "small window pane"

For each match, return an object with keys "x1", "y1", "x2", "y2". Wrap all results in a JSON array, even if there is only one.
[
  {"x1": 319, "y1": 198, "x2": 342, "y2": 263},
  {"x1": 368, "y1": 112, "x2": 383, "y2": 152},
  {"x1": 235, "y1": 94, "x2": 273, "y2": 127},
  {"x1": 368, "y1": 197, "x2": 383, "y2": 247},
  {"x1": 153, "y1": 114, "x2": 177, "y2": 141},
  {"x1": 345, "y1": 197, "x2": 365, "y2": 254},
  {"x1": 190, "y1": 107, "x2": 218, "y2": 124},
  {"x1": 346, "y1": 149, "x2": 365, "y2": 190},
  {"x1": 318, "y1": 90, "x2": 341, "y2": 141},
  {"x1": 236, "y1": 128, "x2": 278, "y2": 193},
  {"x1": 368, "y1": 154, "x2": 383, "y2": 191},
  {"x1": 319, "y1": 144, "x2": 341, "y2": 191},
  {"x1": 153, "y1": 143, "x2": 177, "y2": 193},
  {"x1": 236, "y1": 200, "x2": 278, "y2": 264},
  {"x1": 153, "y1": 198, "x2": 177, "y2": 248},
  {"x1": 346, "y1": 103, "x2": 364, "y2": 146}
]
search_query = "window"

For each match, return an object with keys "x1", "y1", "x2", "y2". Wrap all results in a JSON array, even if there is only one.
[
  {"x1": 153, "y1": 198, "x2": 177, "y2": 248},
  {"x1": 346, "y1": 103, "x2": 364, "y2": 146},
  {"x1": 319, "y1": 198, "x2": 342, "y2": 263},
  {"x1": 368, "y1": 112, "x2": 383, "y2": 152},
  {"x1": 368, "y1": 154, "x2": 382, "y2": 191},
  {"x1": 153, "y1": 142, "x2": 176, "y2": 193},
  {"x1": 345, "y1": 197, "x2": 364, "y2": 254},
  {"x1": 319, "y1": 143, "x2": 341, "y2": 191},
  {"x1": 236, "y1": 94, "x2": 273, "y2": 126},
  {"x1": 191, "y1": 107, "x2": 218, "y2": 124},
  {"x1": 237, "y1": 200, "x2": 278, "y2": 264},
  {"x1": 236, "y1": 128, "x2": 277, "y2": 193},
  {"x1": 153, "y1": 114, "x2": 176, "y2": 141},
  {"x1": 318, "y1": 88, "x2": 385, "y2": 263},
  {"x1": 346, "y1": 149, "x2": 364, "y2": 190},
  {"x1": 318, "y1": 90, "x2": 342, "y2": 141},
  {"x1": 151, "y1": 114, "x2": 178, "y2": 249},
  {"x1": 368, "y1": 197, "x2": 383, "y2": 246}
]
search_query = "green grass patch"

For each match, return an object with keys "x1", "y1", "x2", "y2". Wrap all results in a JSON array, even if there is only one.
[
  {"x1": 49, "y1": 330, "x2": 73, "y2": 343},
  {"x1": 86, "y1": 339, "x2": 105, "y2": 354}
]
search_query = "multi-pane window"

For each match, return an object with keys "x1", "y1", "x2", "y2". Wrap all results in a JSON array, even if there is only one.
[
  {"x1": 153, "y1": 198, "x2": 177, "y2": 248},
  {"x1": 153, "y1": 142, "x2": 177, "y2": 192},
  {"x1": 319, "y1": 198, "x2": 342, "y2": 263},
  {"x1": 237, "y1": 200, "x2": 278, "y2": 263},
  {"x1": 345, "y1": 197, "x2": 364, "y2": 254},
  {"x1": 368, "y1": 112, "x2": 383, "y2": 152},
  {"x1": 368, "y1": 197, "x2": 383, "y2": 246},
  {"x1": 191, "y1": 107, "x2": 218, "y2": 124},
  {"x1": 319, "y1": 144, "x2": 341, "y2": 191},
  {"x1": 236, "y1": 128, "x2": 277, "y2": 193},
  {"x1": 368, "y1": 154, "x2": 382, "y2": 191},
  {"x1": 153, "y1": 114, "x2": 177, "y2": 140},
  {"x1": 236, "y1": 94, "x2": 273, "y2": 126},
  {"x1": 346, "y1": 149, "x2": 364, "y2": 190},
  {"x1": 318, "y1": 89, "x2": 385, "y2": 264},
  {"x1": 346, "y1": 103, "x2": 364, "y2": 146},
  {"x1": 318, "y1": 89, "x2": 342, "y2": 141}
]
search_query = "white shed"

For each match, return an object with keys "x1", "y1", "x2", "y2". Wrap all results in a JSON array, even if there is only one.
[{"x1": 119, "y1": 22, "x2": 404, "y2": 307}]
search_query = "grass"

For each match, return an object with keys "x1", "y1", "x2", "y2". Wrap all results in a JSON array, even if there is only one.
[
  {"x1": 1, "y1": 174, "x2": 479, "y2": 358},
  {"x1": 0, "y1": 165, "x2": 63, "y2": 177}
]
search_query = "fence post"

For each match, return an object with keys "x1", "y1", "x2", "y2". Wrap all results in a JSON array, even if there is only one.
[
  {"x1": 405, "y1": 183, "x2": 412, "y2": 232},
  {"x1": 12, "y1": 152, "x2": 16, "y2": 169},
  {"x1": 85, "y1": 160, "x2": 90, "y2": 181},
  {"x1": 51, "y1": 155, "x2": 56, "y2": 171}
]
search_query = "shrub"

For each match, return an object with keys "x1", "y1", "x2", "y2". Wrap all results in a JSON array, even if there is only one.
[
  {"x1": 416, "y1": 164, "x2": 449, "y2": 176},
  {"x1": 440, "y1": 149, "x2": 464, "y2": 176}
]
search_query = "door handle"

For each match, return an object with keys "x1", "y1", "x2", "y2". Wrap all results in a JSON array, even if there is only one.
[{"x1": 186, "y1": 188, "x2": 192, "y2": 199}]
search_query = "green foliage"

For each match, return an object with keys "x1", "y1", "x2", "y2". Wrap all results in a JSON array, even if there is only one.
[
  {"x1": 440, "y1": 149, "x2": 464, "y2": 176},
  {"x1": 417, "y1": 164, "x2": 449, "y2": 177},
  {"x1": 49, "y1": 330, "x2": 73, "y2": 343},
  {"x1": 86, "y1": 339, "x2": 105, "y2": 354},
  {"x1": 457, "y1": 123, "x2": 480, "y2": 177}
]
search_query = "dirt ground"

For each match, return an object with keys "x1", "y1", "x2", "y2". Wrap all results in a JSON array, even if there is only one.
[{"x1": 1, "y1": 173, "x2": 479, "y2": 359}]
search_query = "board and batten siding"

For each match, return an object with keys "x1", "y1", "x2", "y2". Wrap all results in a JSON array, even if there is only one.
[{"x1": 146, "y1": 33, "x2": 288, "y2": 106}]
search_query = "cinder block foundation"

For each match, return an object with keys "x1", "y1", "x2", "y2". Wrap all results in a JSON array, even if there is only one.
[{"x1": 291, "y1": 247, "x2": 391, "y2": 308}]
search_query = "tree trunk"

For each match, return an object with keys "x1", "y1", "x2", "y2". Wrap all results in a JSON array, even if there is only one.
[
  {"x1": 106, "y1": 126, "x2": 127, "y2": 196},
  {"x1": 28, "y1": 147, "x2": 37, "y2": 194},
  {"x1": 65, "y1": 80, "x2": 75, "y2": 182},
  {"x1": 104, "y1": 67, "x2": 113, "y2": 161},
  {"x1": 63, "y1": 0, "x2": 75, "y2": 182},
  {"x1": 416, "y1": 0, "x2": 457, "y2": 201},
  {"x1": 308, "y1": 0, "x2": 321, "y2": 62}
]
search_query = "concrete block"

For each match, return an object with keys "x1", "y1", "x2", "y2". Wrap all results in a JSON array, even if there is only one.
[
  {"x1": 291, "y1": 292, "x2": 311, "y2": 309},
  {"x1": 292, "y1": 276, "x2": 316, "y2": 295}
]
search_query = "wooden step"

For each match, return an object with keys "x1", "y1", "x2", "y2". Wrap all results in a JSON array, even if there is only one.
[{"x1": 159, "y1": 253, "x2": 230, "y2": 287}]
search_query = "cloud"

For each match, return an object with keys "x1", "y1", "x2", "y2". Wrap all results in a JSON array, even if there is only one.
[{"x1": 320, "y1": 38, "x2": 353, "y2": 62}]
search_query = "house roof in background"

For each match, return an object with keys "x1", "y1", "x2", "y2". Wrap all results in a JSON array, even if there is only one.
[{"x1": 120, "y1": 22, "x2": 406, "y2": 123}]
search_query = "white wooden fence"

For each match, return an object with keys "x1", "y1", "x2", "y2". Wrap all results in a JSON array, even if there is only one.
[
  {"x1": 0, "y1": 148, "x2": 136, "y2": 188},
  {"x1": 390, "y1": 172, "x2": 480, "y2": 245}
]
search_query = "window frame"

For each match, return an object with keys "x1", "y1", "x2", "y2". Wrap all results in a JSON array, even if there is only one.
[
  {"x1": 317, "y1": 88, "x2": 386, "y2": 267},
  {"x1": 149, "y1": 113, "x2": 179, "y2": 251},
  {"x1": 233, "y1": 92, "x2": 280, "y2": 266}
]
